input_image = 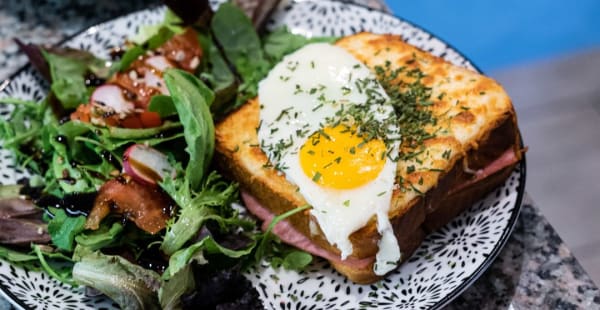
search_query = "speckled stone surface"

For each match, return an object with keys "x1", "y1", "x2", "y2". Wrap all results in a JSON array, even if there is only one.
[
  {"x1": 0, "y1": 1, "x2": 599, "y2": 310},
  {"x1": 447, "y1": 194, "x2": 600, "y2": 310}
]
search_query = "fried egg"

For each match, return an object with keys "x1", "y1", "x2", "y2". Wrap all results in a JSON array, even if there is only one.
[{"x1": 258, "y1": 43, "x2": 401, "y2": 275}]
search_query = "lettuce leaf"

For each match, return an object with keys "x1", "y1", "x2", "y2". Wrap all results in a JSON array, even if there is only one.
[
  {"x1": 163, "y1": 235, "x2": 254, "y2": 280},
  {"x1": 43, "y1": 51, "x2": 90, "y2": 109},
  {"x1": 131, "y1": 9, "x2": 184, "y2": 45},
  {"x1": 158, "y1": 264, "x2": 195, "y2": 309},
  {"x1": 160, "y1": 171, "x2": 244, "y2": 256},
  {"x1": 72, "y1": 251, "x2": 161, "y2": 310},
  {"x1": 121, "y1": 9, "x2": 185, "y2": 72}
]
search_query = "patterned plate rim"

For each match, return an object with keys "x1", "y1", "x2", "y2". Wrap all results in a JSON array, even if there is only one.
[{"x1": 0, "y1": 1, "x2": 528, "y2": 309}]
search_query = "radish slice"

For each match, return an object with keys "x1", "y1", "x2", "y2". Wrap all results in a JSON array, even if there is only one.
[
  {"x1": 143, "y1": 70, "x2": 169, "y2": 95},
  {"x1": 145, "y1": 55, "x2": 174, "y2": 72},
  {"x1": 90, "y1": 84, "x2": 134, "y2": 114},
  {"x1": 123, "y1": 144, "x2": 174, "y2": 185}
]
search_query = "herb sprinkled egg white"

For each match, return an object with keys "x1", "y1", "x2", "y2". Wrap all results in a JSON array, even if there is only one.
[{"x1": 258, "y1": 43, "x2": 402, "y2": 275}]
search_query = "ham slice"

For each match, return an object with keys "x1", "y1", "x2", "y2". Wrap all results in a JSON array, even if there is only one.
[
  {"x1": 241, "y1": 192, "x2": 374, "y2": 269},
  {"x1": 240, "y1": 147, "x2": 519, "y2": 268},
  {"x1": 451, "y1": 147, "x2": 519, "y2": 194}
]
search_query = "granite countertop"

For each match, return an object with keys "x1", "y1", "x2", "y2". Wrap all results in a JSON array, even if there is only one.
[{"x1": 0, "y1": 1, "x2": 599, "y2": 309}]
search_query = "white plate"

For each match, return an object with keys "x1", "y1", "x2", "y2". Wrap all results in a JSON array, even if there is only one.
[{"x1": 0, "y1": 1, "x2": 526, "y2": 309}]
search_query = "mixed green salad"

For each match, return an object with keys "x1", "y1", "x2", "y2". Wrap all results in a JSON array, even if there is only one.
[{"x1": 0, "y1": 2, "x2": 335, "y2": 309}]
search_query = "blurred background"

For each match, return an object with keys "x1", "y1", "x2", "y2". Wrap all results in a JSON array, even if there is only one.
[{"x1": 389, "y1": 1, "x2": 600, "y2": 284}]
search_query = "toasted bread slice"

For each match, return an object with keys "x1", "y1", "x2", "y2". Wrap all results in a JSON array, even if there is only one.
[{"x1": 215, "y1": 32, "x2": 520, "y2": 283}]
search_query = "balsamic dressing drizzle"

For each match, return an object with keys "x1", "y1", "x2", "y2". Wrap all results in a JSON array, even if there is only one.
[{"x1": 19, "y1": 181, "x2": 97, "y2": 217}]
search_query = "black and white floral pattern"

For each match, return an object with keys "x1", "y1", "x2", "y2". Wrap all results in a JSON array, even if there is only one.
[{"x1": 0, "y1": 1, "x2": 525, "y2": 309}]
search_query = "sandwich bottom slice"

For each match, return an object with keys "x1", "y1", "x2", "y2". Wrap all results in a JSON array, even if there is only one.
[{"x1": 215, "y1": 32, "x2": 523, "y2": 284}]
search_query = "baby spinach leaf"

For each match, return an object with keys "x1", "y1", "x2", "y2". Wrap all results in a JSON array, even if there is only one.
[
  {"x1": 281, "y1": 250, "x2": 313, "y2": 271},
  {"x1": 263, "y1": 27, "x2": 338, "y2": 63},
  {"x1": 148, "y1": 95, "x2": 177, "y2": 118},
  {"x1": 197, "y1": 31, "x2": 238, "y2": 116},
  {"x1": 211, "y1": 2, "x2": 266, "y2": 78},
  {"x1": 211, "y1": 2, "x2": 270, "y2": 108},
  {"x1": 164, "y1": 69, "x2": 215, "y2": 191}
]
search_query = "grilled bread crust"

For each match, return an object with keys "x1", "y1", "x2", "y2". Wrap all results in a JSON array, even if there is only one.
[{"x1": 215, "y1": 32, "x2": 521, "y2": 283}]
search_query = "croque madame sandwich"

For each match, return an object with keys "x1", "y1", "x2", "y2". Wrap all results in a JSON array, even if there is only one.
[{"x1": 215, "y1": 32, "x2": 522, "y2": 284}]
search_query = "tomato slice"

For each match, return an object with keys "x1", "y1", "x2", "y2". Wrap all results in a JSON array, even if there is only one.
[
  {"x1": 86, "y1": 176, "x2": 173, "y2": 234},
  {"x1": 139, "y1": 111, "x2": 162, "y2": 128}
]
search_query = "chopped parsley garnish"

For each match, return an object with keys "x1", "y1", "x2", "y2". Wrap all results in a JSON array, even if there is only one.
[
  {"x1": 442, "y1": 149, "x2": 451, "y2": 160},
  {"x1": 312, "y1": 171, "x2": 322, "y2": 182}
]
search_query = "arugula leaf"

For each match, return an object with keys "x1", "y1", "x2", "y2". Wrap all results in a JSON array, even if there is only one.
[
  {"x1": 32, "y1": 244, "x2": 76, "y2": 285},
  {"x1": 75, "y1": 222, "x2": 123, "y2": 251},
  {"x1": 164, "y1": 69, "x2": 215, "y2": 190},
  {"x1": 254, "y1": 205, "x2": 311, "y2": 263},
  {"x1": 72, "y1": 251, "x2": 161, "y2": 310},
  {"x1": 263, "y1": 27, "x2": 338, "y2": 63},
  {"x1": 47, "y1": 208, "x2": 86, "y2": 251},
  {"x1": 0, "y1": 245, "x2": 39, "y2": 263},
  {"x1": 50, "y1": 146, "x2": 94, "y2": 194},
  {"x1": 0, "y1": 244, "x2": 77, "y2": 283},
  {"x1": 43, "y1": 51, "x2": 89, "y2": 109},
  {"x1": 0, "y1": 98, "x2": 50, "y2": 174},
  {"x1": 49, "y1": 124, "x2": 94, "y2": 194}
]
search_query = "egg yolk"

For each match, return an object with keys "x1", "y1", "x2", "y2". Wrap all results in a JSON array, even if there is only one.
[{"x1": 299, "y1": 125, "x2": 387, "y2": 189}]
